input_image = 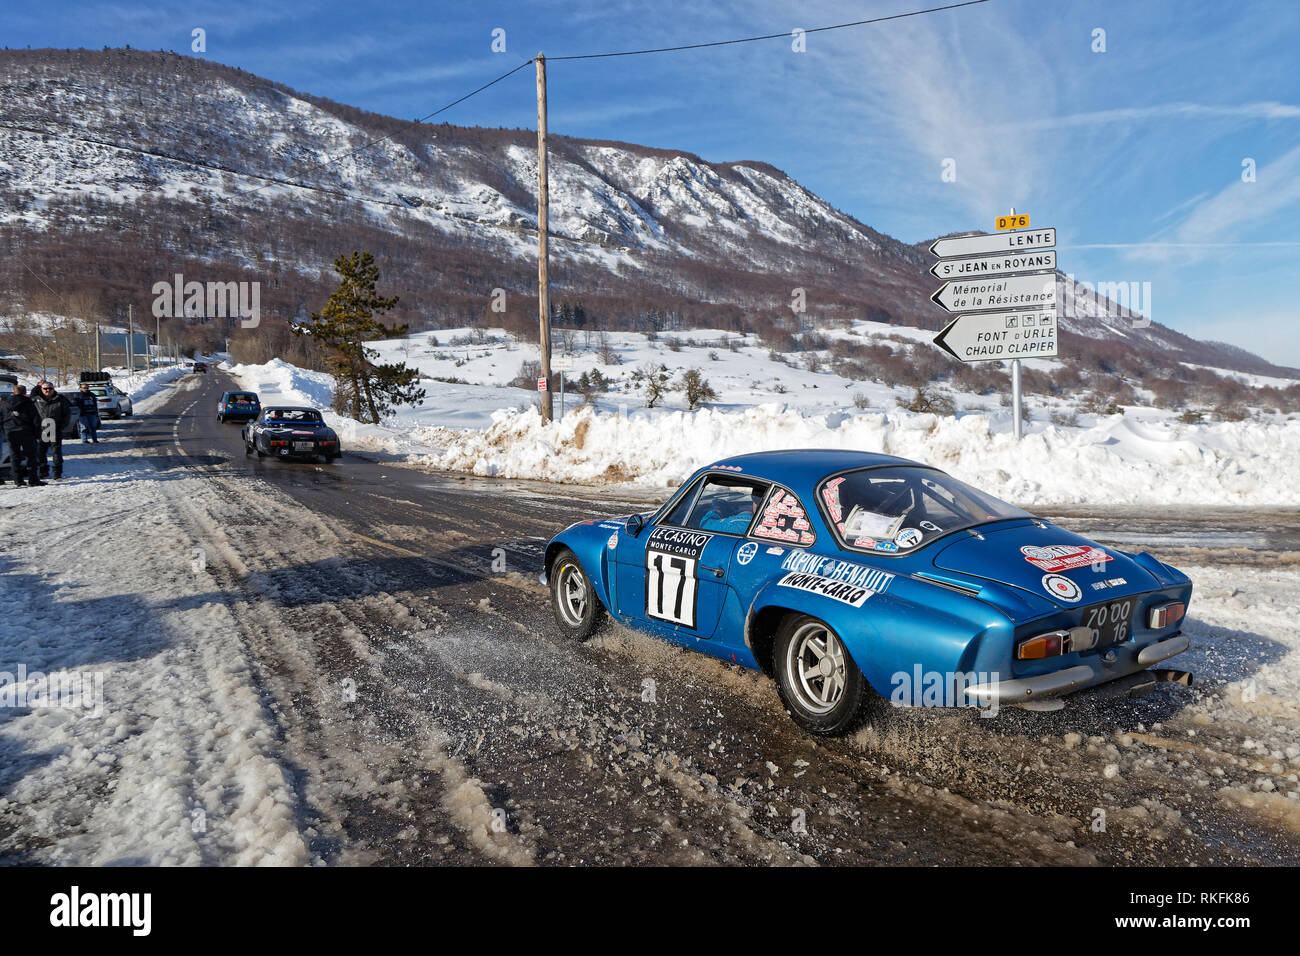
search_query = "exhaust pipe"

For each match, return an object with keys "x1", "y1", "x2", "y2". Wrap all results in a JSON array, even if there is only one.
[{"x1": 1151, "y1": 669, "x2": 1193, "y2": 687}]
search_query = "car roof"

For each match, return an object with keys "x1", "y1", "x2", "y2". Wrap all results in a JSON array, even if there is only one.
[
  {"x1": 704, "y1": 449, "x2": 926, "y2": 488},
  {"x1": 264, "y1": 407, "x2": 318, "y2": 414}
]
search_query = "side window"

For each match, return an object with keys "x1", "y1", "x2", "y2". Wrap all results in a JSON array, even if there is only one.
[
  {"x1": 751, "y1": 486, "x2": 816, "y2": 546},
  {"x1": 685, "y1": 477, "x2": 769, "y2": 534},
  {"x1": 661, "y1": 478, "x2": 703, "y2": 528}
]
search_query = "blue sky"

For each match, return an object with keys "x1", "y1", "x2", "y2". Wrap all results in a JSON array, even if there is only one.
[{"x1": 8, "y1": 0, "x2": 1300, "y2": 365}]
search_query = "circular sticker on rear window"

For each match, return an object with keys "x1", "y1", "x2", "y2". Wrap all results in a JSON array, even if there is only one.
[
  {"x1": 737, "y1": 541, "x2": 758, "y2": 565},
  {"x1": 1042, "y1": 573, "x2": 1081, "y2": 603},
  {"x1": 895, "y1": 528, "x2": 923, "y2": 549}
]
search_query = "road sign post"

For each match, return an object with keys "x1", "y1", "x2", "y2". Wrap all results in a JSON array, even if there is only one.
[
  {"x1": 928, "y1": 209, "x2": 1060, "y2": 439},
  {"x1": 1012, "y1": 359, "x2": 1023, "y2": 440},
  {"x1": 930, "y1": 272, "x2": 1056, "y2": 313},
  {"x1": 932, "y1": 310, "x2": 1058, "y2": 362}
]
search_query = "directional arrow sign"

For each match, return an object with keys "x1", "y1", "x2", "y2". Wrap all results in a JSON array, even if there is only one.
[
  {"x1": 931, "y1": 273, "x2": 1057, "y2": 314},
  {"x1": 930, "y1": 250, "x2": 1056, "y2": 279},
  {"x1": 933, "y1": 310, "x2": 1058, "y2": 363},
  {"x1": 929, "y1": 228, "x2": 1055, "y2": 259}
]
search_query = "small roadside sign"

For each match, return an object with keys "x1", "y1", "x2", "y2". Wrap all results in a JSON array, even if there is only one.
[
  {"x1": 930, "y1": 250, "x2": 1055, "y2": 279},
  {"x1": 929, "y1": 228, "x2": 1055, "y2": 259},
  {"x1": 552, "y1": 355, "x2": 574, "y2": 371},
  {"x1": 537, "y1": 377, "x2": 547, "y2": 391},
  {"x1": 932, "y1": 310, "x2": 1058, "y2": 363},
  {"x1": 995, "y1": 213, "x2": 1029, "y2": 231},
  {"x1": 931, "y1": 272, "x2": 1057, "y2": 314}
]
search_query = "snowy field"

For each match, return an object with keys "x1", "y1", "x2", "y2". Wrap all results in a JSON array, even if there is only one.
[{"x1": 225, "y1": 325, "x2": 1300, "y2": 506}]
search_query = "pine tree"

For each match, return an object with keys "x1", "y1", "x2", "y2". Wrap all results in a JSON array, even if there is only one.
[{"x1": 293, "y1": 251, "x2": 425, "y2": 423}]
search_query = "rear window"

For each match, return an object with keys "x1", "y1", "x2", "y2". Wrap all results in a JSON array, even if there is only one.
[
  {"x1": 227, "y1": 393, "x2": 258, "y2": 402},
  {"x1": 264, "y1": 409, "x2": 322, "y2": 423},
  {"x1": 819, "y1": 466, "x2": 1030, "y2": 555}
]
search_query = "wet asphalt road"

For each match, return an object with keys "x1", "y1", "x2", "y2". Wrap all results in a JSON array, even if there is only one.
[{"x1": 123, "y1": 369, "x2": 1300, "y2": 865}]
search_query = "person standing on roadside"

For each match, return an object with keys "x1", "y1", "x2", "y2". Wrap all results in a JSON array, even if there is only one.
[
  {"x1": 1, "y1": 383, "x2": 44, "y2": 487},
  {"x1": 73, "y1": 382, "x2": 101, "y2": 444},
  {"x1": 33, "y1": 381, "x2": 71, "y2": 480}
]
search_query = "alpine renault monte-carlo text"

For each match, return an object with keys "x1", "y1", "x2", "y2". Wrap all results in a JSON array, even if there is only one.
[
  {"x1": 242, "y1": 407, "x2": 341, "y2": 462},
  {"x1": 542, "y1": 450, "x2": 1193, "y2": 735}
]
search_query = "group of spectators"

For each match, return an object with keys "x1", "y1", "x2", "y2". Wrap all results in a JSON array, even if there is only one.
[{"x1": 1, "y1": 380, "x2": 101, "y2": 487}]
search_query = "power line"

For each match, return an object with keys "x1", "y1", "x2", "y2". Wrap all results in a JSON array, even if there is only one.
[
  {"x1": 236, "y1": 1, "x2": 991, "y2": 195},
  {"x1": 547, "y1": 0, "x2": 992, "y2": 60}
]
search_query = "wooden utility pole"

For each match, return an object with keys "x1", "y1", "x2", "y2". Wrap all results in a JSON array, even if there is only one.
[
  {"x1": 536, "y1": 52, "x2": 553, "y2": 423},
  {"x1": 95, "y1": 321, "x2": 101, "y2": 369},
  {"x1": 127, "y1": 303, "x2": 135, "y2": 376}
]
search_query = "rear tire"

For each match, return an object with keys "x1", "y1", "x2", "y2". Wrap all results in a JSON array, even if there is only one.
[
  {"x1": 550, "y1": 548, "x2": 604, "y2": 640},
  {"x1": 773, "y1": 614, "x2": 875, "y2": 736}
]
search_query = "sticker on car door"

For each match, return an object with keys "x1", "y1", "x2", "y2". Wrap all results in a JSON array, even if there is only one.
[{"x1": 644, "y1": 528, "x2": 712, "y2": 627}]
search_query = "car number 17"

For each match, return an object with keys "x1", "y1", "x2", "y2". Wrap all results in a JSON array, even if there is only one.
[{"x1": 646, "y1": 551, "x2": 697, "y2": 627}]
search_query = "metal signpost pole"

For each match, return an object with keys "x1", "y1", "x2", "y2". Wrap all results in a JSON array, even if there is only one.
[
  {"x1": 1012, "y1": 358, "x2": 1023, "y2": 439},
  {"x1": 1009, "y1": 209, "x2": 1022, "y2": 440}
]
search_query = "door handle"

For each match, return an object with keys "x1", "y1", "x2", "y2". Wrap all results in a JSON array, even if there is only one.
[{"x1": 701, "y1": 566, "x2": 725, "y2": 579}]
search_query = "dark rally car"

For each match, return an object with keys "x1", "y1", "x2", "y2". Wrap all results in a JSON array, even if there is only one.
[{"x1": 242, "y1": 407, "x2": 341, "y2": 462}]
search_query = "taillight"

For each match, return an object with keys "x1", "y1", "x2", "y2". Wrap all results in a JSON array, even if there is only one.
[
  {"x1": 1017, "y1": 626, "x2": 1097, "y2": 660},
  {"x1": 1148, "y1": 602, "x2": 1185, "y2": 629},
  {"x1": 321, "y1": 440, "x2": 336, "y2": 446},
  {"x1": 1017, "y1": 629, "x2": 1068, "y2": 659},
  {"x1": 269, "y1": 440, "x2": 288, "y2": 448}
]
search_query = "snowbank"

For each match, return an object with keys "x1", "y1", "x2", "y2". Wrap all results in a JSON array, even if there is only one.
[
  {"x1": 224, "y1": 358, "x2": 1300, "y2": 506},
  {"x1": 406, "y1": 405, "x2": 1300, "y2": 506}
]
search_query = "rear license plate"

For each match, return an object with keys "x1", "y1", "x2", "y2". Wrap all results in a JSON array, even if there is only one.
[
  {"x1": 1081, "y1": 597, "x2": 1134, "y2": 647},
  {"x1": 293, "y1": 441, "x2": 315, "y2": 451}
]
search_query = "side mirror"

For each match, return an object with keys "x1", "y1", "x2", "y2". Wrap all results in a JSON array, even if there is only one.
[{"x1": 626, "y1": 514, "x2": 644, "y2": 537}]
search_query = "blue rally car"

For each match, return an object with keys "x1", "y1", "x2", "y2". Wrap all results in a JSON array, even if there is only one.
[{"x1": 542, "y1": 450, "x2": 1193, "y2": 735}]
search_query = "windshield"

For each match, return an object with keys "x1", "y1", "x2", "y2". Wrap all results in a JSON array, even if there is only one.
[
  {"x1": 818, "y1": 466, "x2": 1031, "y2": 555},
  {"x1": 264, "y1": 409, "x2": 322, "y2": 424}
]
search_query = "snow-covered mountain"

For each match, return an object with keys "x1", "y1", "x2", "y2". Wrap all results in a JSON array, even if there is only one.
[{"x1": 0, "y1": 47, "x2": 1293, "y2": 386}]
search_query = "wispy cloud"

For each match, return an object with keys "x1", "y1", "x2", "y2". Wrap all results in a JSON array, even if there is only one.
[
  {"x1": 1003, "y1": 101, "x2": 1300, "y2": 131},
  {"x1": 1132, "y1": 143, "x2": 1300, "y2": 262}
]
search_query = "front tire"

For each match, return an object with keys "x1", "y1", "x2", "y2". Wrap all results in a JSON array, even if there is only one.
[
  {"x1": 550, "y1": 548, "x2": 604, "y2": 639},
  {"x1": 774, "y1": 614, "x2": 874, "y2": 736}
]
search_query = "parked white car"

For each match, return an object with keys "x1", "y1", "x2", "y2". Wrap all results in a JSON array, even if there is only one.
[{"x1": 89, "y1": 382, "x2": 133, "y2": 419}]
